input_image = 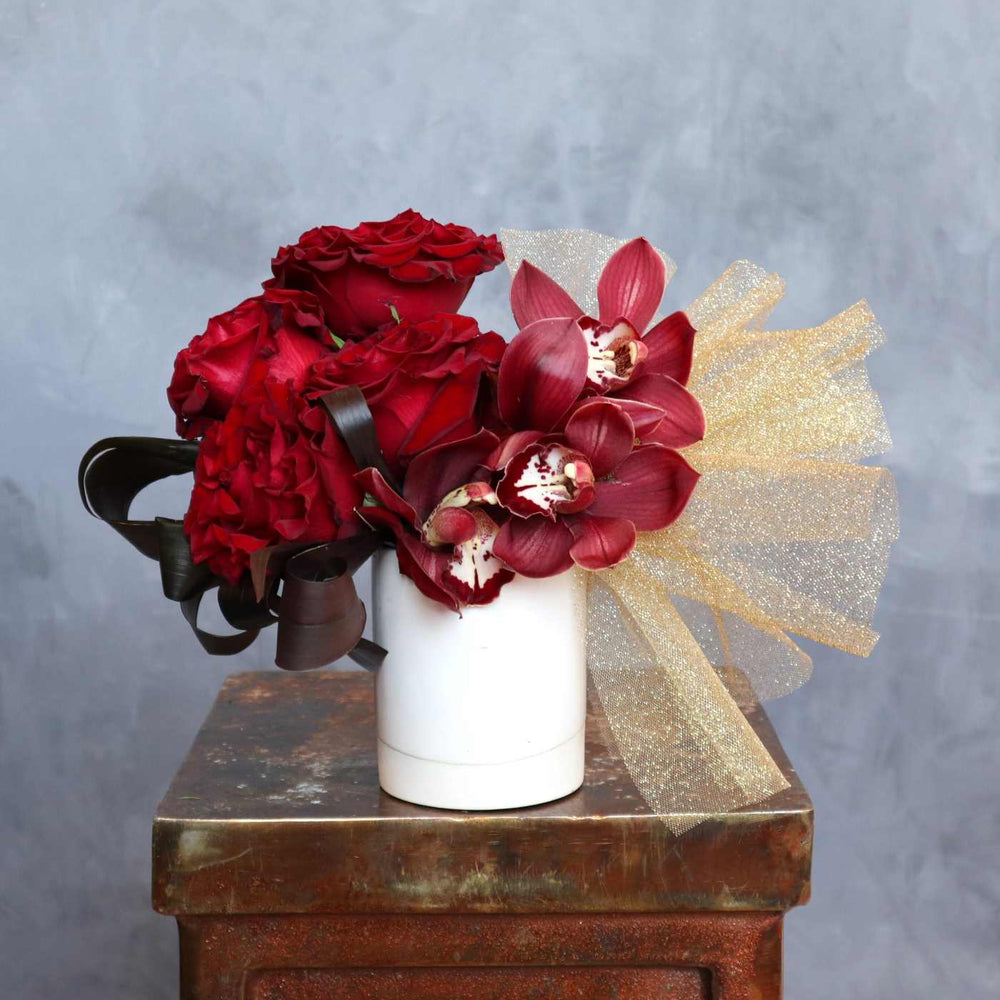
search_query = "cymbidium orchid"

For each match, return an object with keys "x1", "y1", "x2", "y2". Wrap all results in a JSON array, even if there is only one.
[
  {"x1": 354, "y1": 396, "x2": 698, "y2": 606},
  {"x1": 349, "y1": 238, "x2": 710, "y2": 609},
  {"x1": 489, "y1": 399, "x2": 699, "y2": 576},
  {"x1": 501, "y1": 238, "x2": 705, "y2": 448},
  {"x1": 355, "y1": 430, "x2": 514, "y2": 609}
]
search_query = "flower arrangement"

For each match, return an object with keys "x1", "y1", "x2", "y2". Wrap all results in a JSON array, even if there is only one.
[
  {"x1": 80, "y1": 212, "x2": 897, "y2": 825},
  {"x1": 110, "y1": 210, "x2": 707, "y2": 625}
]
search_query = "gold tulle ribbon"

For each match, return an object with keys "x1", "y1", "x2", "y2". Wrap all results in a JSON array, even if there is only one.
[{"x1": 502, "y1": 229, "x2": 899, "y2": 834}]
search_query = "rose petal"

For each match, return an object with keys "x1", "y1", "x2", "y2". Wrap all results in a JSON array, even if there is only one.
[
  {"x1": 492, "y1": 515, "x2": 575, "y2": 578},
  {"x1": 567, "y1": 515, "x2": 636, "y2": 570},
  {"x1": 641, "y1": 311, "x2": 696, "y2": 385},
  {"x1": 396, "y1": 363, "x2": 485, "y2": 459},
  {"x1": 588, "y1": 445, "x2": 700, "y2": 530},
  {"x1": 367, "y1": 377, "x2": 439, "y2": 471},
  {"x1": 615, "y1": 374, "x2": 705, "y2": 448},
  {"x1": 498, "y1": 316, "x2": 588, "y2": 431},
  {"x1": 402, "y1": 429, "x2": 499, "y2": 522},
  {"x1": 510, "y1": 259, "x2": 585, "y2": 328},
  {"x1": 266, "y1": 328, "x2": 330, "y2": 385},
  {"x1": 564, "y1": 399, "x2": 636, "y2": 477},
  {"x1": 596, "y1": 238, "x2": 666, "y2": 334}
]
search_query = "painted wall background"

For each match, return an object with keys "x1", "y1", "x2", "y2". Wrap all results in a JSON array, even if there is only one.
[{"x1": 1, "y1": 1, "x2": 997, "y2": 996}]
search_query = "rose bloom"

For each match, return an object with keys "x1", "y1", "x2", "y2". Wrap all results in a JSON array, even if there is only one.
[
  {"x1": 268, "y1": 209, "x2": 504, "y2": 338},
  {"x1": 168, "y1": 288, "x2": 331, "y2": 440},
  {"x1": 184, "y1": 366, "x2": 362, "y2": 584},
  {"x1": 305, "y1": 313, "x2": 506, "y2": 471}
]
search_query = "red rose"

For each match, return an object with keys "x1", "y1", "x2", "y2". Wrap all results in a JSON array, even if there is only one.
[
  {"x1": 168, "y1": 288, "x2": 332, "y2": 440},
  {"x1": 268, "y1": 209, "x2": 504, "y2": 338},
  {"x1": 184, "y1": 369, "x2": 362, "y2": 584},
  {"x1": 306, "y1": 313, "x2": 506, "y2": 471}
]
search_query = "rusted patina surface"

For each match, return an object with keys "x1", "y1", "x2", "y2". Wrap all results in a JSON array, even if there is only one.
[
  {"x1": 178, "y1": 912, "x2": 782, "y2": 1000},
  {"x1": 246, "y1": 965, "x2": 710, "y2": 999},
  {"x1": 153, "y1": 671, "x2": 812, "y2": 916}
]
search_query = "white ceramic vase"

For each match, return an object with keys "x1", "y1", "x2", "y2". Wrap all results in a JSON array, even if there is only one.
[{"x1": 371, "y1": 548, "x2": 587, "y2": 810}]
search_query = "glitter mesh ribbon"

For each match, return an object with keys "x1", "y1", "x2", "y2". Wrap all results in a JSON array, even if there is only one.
[{"x1": 502, "y1": 229, "x2": 899, "y2": 834}]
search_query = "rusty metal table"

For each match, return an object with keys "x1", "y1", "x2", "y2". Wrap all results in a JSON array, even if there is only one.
[{"x1": 153, "y1": 671, "x2": 812, "y2": 999}]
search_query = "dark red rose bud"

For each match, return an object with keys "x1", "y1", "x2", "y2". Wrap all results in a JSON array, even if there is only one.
[
  {"x1": 268, "y1": 209, "x2": 504, "y2": 339},
  {"x1": 168, "y1": 288, "x2": 332, "y2": 440},
  {"x1": 306, "y1": 313, "x2": 506, "y2": 471},
  {"x1": 184, "y1": 370, "x2": 363, "y2": 584}
]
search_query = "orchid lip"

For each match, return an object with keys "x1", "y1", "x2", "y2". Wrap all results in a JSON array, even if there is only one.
[
  {"x1": 497, "y1": 443, "x2": 596, "y2": 519},
  {"x1": 580, "y1": 317, "x2": 647, "y2": 392},
  {"x1": 421, "y1": 481, "x2": 498, "y2": 547},
  {"x1": 440, "y1": 506, "x2": 511, "y2": 605}
]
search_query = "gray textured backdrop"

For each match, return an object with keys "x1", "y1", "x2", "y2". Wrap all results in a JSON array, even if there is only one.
[{"x1": 2, "y1": 1, "x2": 998, "y2": 997}]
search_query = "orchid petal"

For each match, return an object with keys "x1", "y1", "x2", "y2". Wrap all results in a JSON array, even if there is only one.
[
  {"x1": 641, "y1": 414, "x2": 705, "y2": 449},
  {"x1": 595, "y1": 397, "x2": 665, "y2": 436},
  {"x1": 396, "y1": 535, "x2": 462, "y2": 610},
  {"x1": 402, "y1": 429, "x2": 498, "y2": 522},
  {"x1": 615, "y1": 374, "x2": 705, "y2": 448},
  {"x1": 493, "y1": 516, "x2": 575, "y2": 578},
  {"x1": 567, "y1": 515, "x2": 636, "y2": 570},
  {"x1": 589, "y1": 445, "x2": 699, "y2": 530},
  {"x1": 487, "y1": 430, "x2": 545, "y2": 470},
  {"x1": 641, "y1": 311, "x2": 696, "y2": 385},
  {"x1": 564, "y1": 399, "x2": 635, "y2": 478},
  {"x1": 355, "y1": 507, "x2": 459, "y2": 610},
  {"x1": 510, "y1": 259, "x2": 585, "y2": 328},
  {"x1": 355, "y1": 467, "x2": 419, "y2": 529},
  {"x1": 355, "y1": 503, "x2": 409, "y2": 538},
  {"x1": 498, "y1": 316, "x2": 588, "y2": 431},
  {"x1": 597, "y1": 238, "x2": 666, "y2": 334},
  {"x1": 565, "y1": 395, "x2": 662, "y2": 436}
]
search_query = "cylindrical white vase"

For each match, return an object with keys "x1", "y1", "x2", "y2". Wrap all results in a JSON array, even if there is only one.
[{"x1": 371, "y1": 548, "x2": 587, "y2": 810}]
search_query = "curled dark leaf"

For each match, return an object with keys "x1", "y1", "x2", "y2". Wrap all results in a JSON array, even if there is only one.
[
  {"x1": 179, "y1": 586, "x2": 262, "y2": 657},
  {"x1": 275, "y1": 535, "x2": 386, "y2": 671},
  {"x1": 317, "y1": 386, "x2": 402, "y2": 493},
  {"x1": 79, "y1": 436, "x2": 208, "y2": 601}
]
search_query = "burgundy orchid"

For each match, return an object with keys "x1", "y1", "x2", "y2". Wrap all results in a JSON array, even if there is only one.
[
  {"x1": 355, "y1": 430, "x2": 514, "y2": 609},
  {"x1": 491, "y1": 399, "x2": 699, "y2": 576},
  {"x1": 501, "y1": 238, "x2": 705, "y2": 448}
]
